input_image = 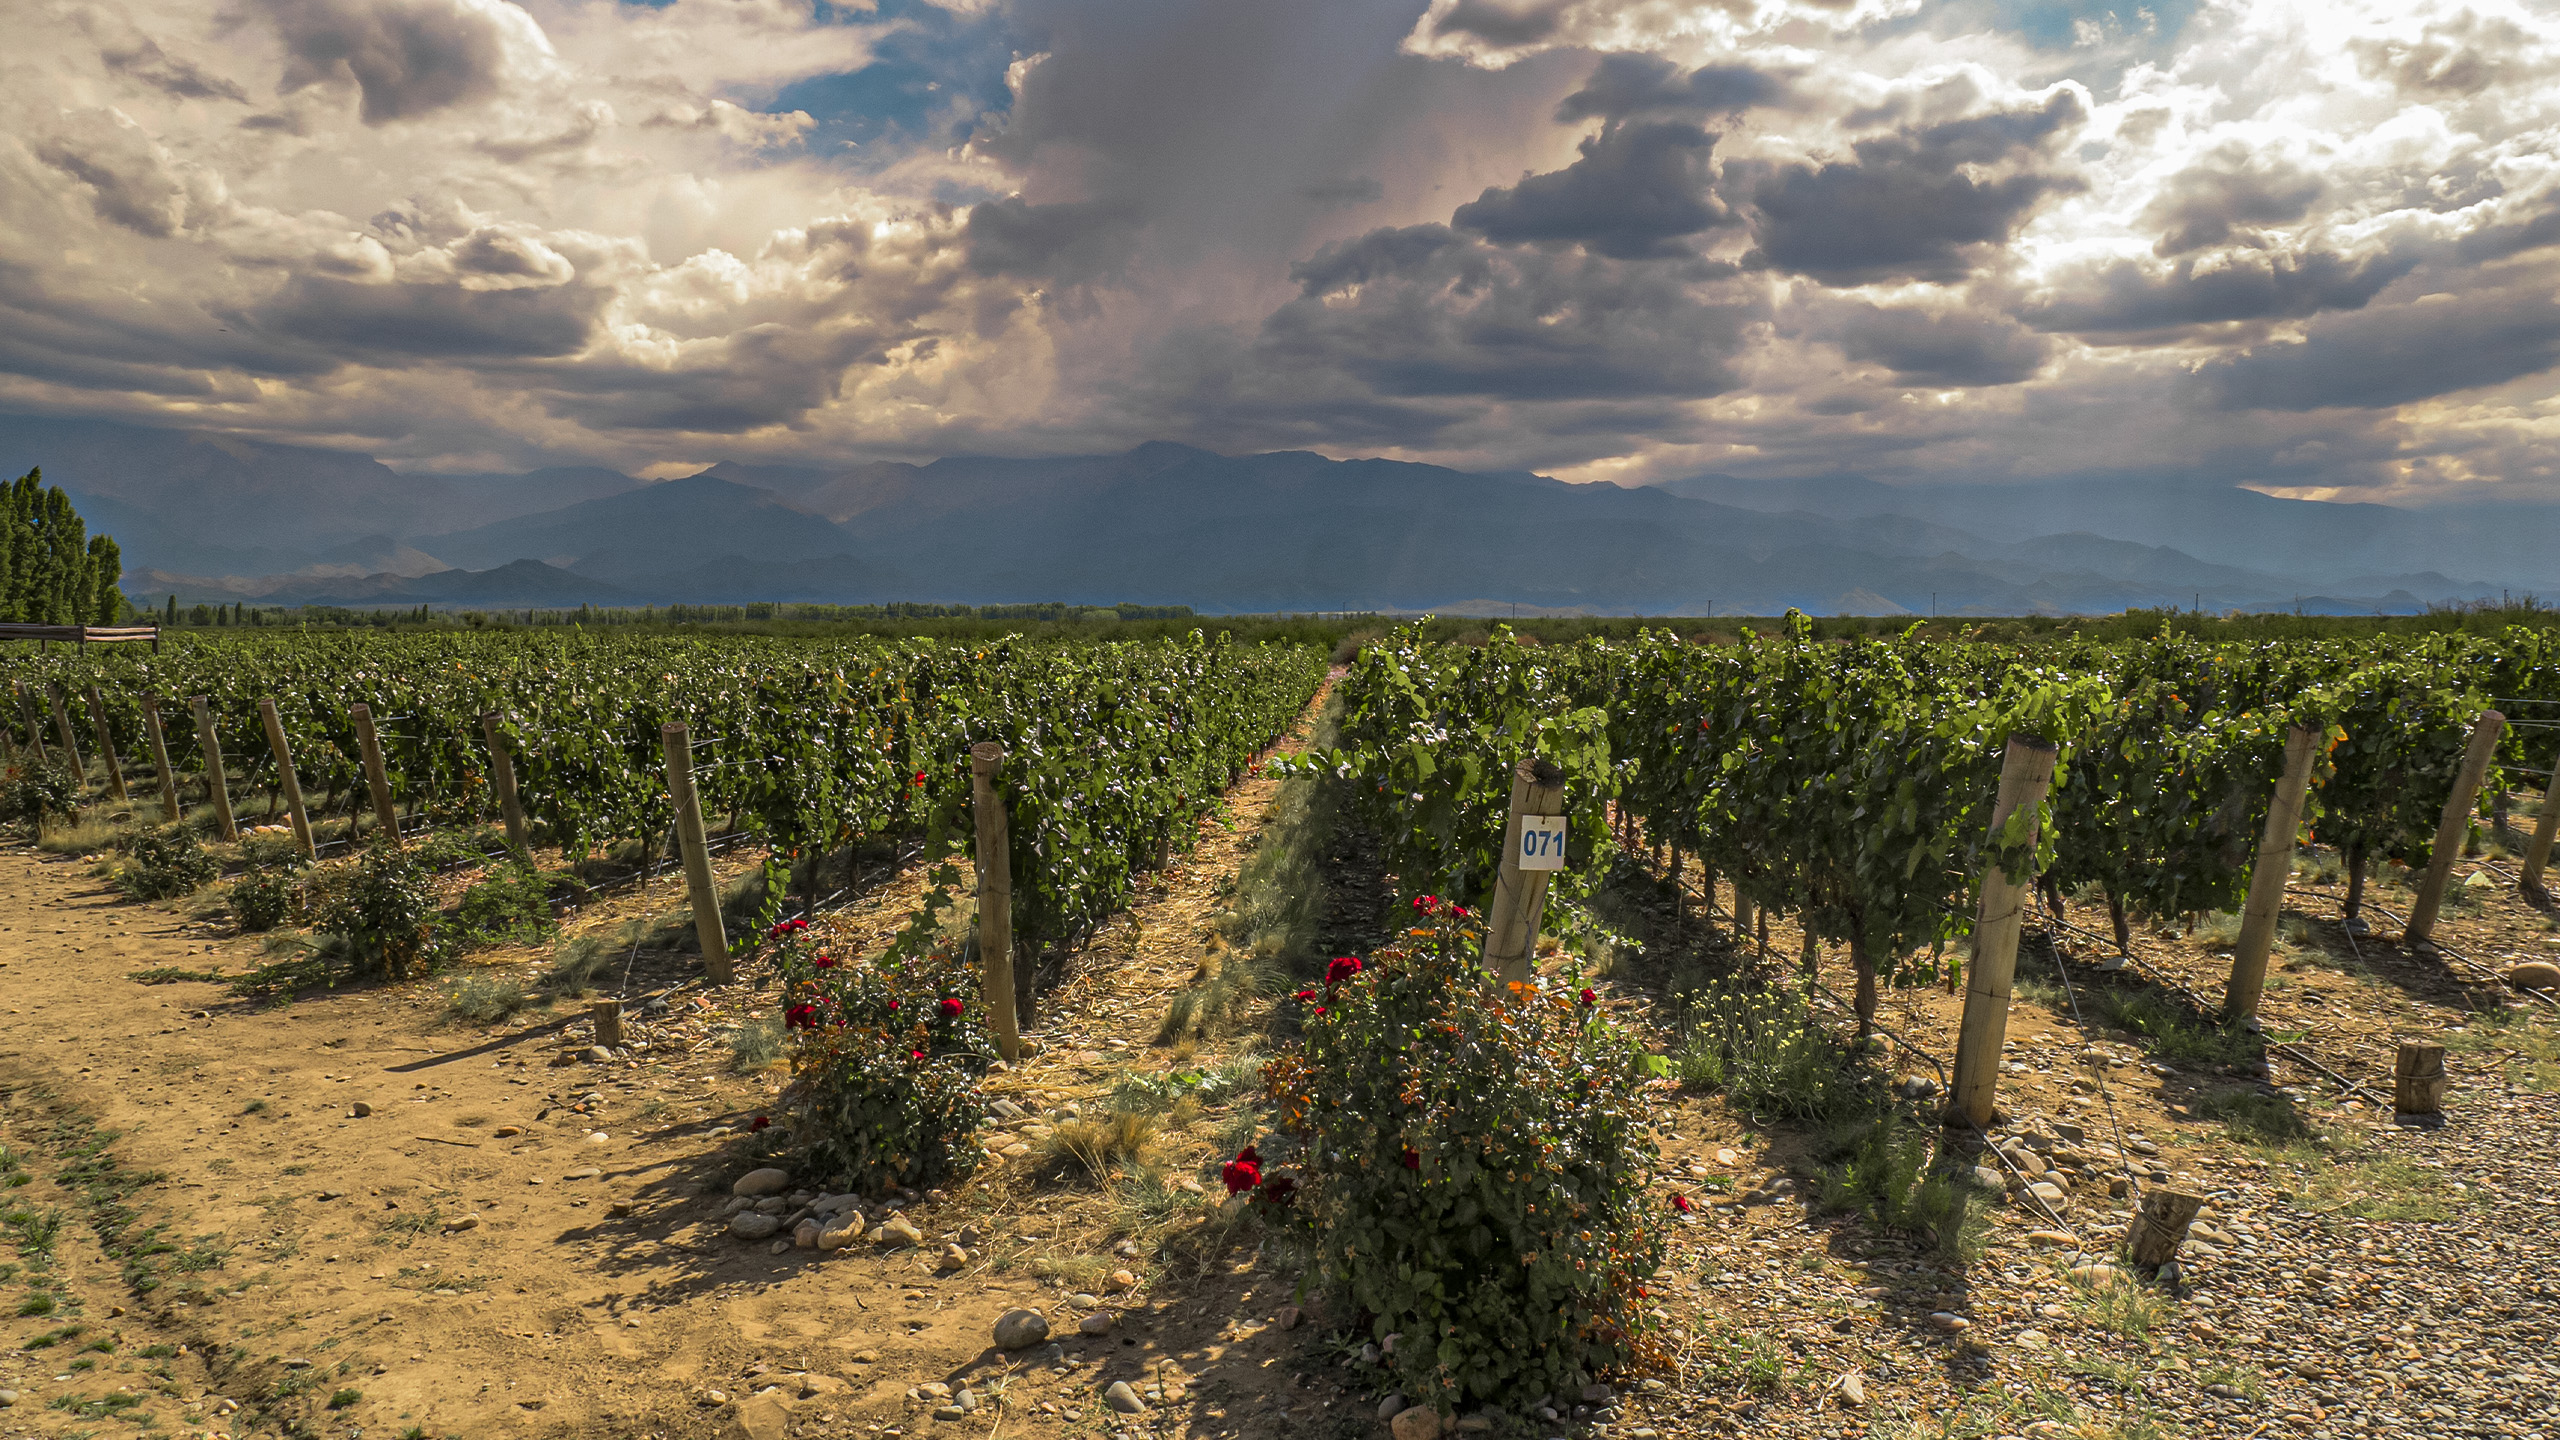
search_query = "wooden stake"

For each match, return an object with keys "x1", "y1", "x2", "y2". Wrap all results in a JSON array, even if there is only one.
[
  {"x1": 82, "y1": 687, "x2": 129, "y2": 802},
  {"x1": 2224, "y1": 725, "x2": 2321, "y2": 1024},
  {"x1": 661, "y1": 722, "x2": 734, "y2": 984},
  {"x1": 189, "y1": 697, "x2": 238, "y2": 842},
  {"x1": 139, "y1": 696, "x2": 180, "y2": 824},
  {"x1": 46, "y1": 686, "x2": 85, "y2": 781},
  {"x1": 1947, "y1": 734, "x2": 2062, "y2": 1132},
  {"x1": 590, "y1": 1000, "x2": 625, "y2": 1050},
  {"x1": 2393, "y1": 1040, "x2": 2448, "y2": 1117},
  {"x1": 15, "y1": 684, "x2": 47, "y2": 764},
  {"x1": 259, "y1": 699, "x2": 316, "y2": 861},
  {"x1": 481, "y1": 711, "x2": 529, "y2": 850},
  {"x1": 970, "y1": 742, "x2": 1021, "y2": 1063},
  {"x1": 1483, "y1": 757, "x2": 1567, "y2": 984},
  {"x1": 2520, "y1": 761, "x2": 2560, "y2": 899},
  {"x1": 2127, "y1": 1188, "x2": 2203, "y2": 1268},
  {"x1": 351, "y1": 704, "x2": 400, "y2": 845},
  {"x1": 2405, "y1": 710, "x2": 2505, "y2": 945}
]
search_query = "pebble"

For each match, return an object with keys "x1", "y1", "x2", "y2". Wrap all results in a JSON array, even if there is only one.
[
  {"x1": 2025, "y1": 1230, "x2": 2077, "y2": 1247},
  {"x1": 728, "y1": 1212, "x2": 782, "y2": 1241},
  {"x1": 2507, "y1": 961, "x2": 2560, "y2": 990},
  {"x1": 816, "y1": 1212, "x2": 865, "y2": 1250},
  {"x1": 1103, "y1": 1380, "x2": 1146, "y2": 1414},
  {"x1": 1104, "y1": 1267, "x2": 1137, "y2": 1291},
  {"x1": 794, "y1": 1220, "x2": 822, "y2": 1249},
  {"x1": 1378, "y1": 1392, "x2": 1407, "y2": 1420},
  {"x1": 348, "y1": 1101, "x2": 373, "y2": 1118},
  {"x1": 1390, "y1": 1405, "x2": 1443, "y2": 1440},
  {"x1": 442, "y1": 1214, "x2": 479, "y2": 1233},
  {"x1": 875, "y1": 1214, "x2": 924, "y2": 1248},
  {"x1": 1274, "y1": 1305, "x2": 1304, "y2": 1330},
  {"x1": 938, "y1": 1243, "x2": 970, "y2": 1270},
  {"x1": 1926, "y1": 1312, "x2": 1968, "y2": 1333},
  {"x1": 993, "y1": 1310, "x2": 1051, "y2": 1349},
  {"x1": 1838, "y1": 1372, "x2": 1864, "y2": 1407},
  {"x1": 1078, "y1": 1311, "x2": 1114, "y2": 1337},
  {"x1": 732, "y1": 1167, "x2": 790, "y2": 1197},
  {"x1": 0, "y1": 1389, "x2": 16, "y2": 1407}
]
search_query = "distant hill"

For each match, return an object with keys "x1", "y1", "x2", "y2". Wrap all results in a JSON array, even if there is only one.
[{"x1": 7, "y1": 409, "x2": 2546, "y2": 614}]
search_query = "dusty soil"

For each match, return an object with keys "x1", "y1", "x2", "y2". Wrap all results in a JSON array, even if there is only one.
[{"x1": 2, "y1": 706, "x2": 2557, "y2": 1440}]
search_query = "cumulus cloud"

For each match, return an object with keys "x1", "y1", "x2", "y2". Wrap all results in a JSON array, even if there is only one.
[{"x1": 0, "y1": 0, "x2": 2556, "y2": 506}]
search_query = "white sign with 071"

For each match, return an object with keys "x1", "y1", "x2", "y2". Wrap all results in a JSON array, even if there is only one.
[{"x1": 1517, "y1": 814, "x2": 1568, "y2": 871}]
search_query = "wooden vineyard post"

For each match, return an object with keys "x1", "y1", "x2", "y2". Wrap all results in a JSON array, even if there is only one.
[
  {"x1": 2405, "y1": 710, "x2": 2505, "y2": 945},
  {"x1": 82, "y1": 687, "x2": 129, "y2": 802},
  {"x1": 1483, "y1": 758, "x2": 1567, "y2": 985},
  {"x1": 591, "y1": 999, "x2": 625, "y2": 1050},
  {"x1": 2394, "y1": 1040, "x2": 2448, "y2": 1118},
  {"x1": 190, "y1": 697, "x2": 238, "y2": 842},
  {"x1": 2521, "y1": 760, "x2": 2560, "y2": 899},
  {"x1": 1947, "y1": 734, "x2": 2061, "y2": 1132},
  {"x1": 2127, "y1": 1188, "x2": 2204, "y2": 1269},
  {"x1": 351, "y1": 704, "x2": 400, "y2": 845},
  {"x1": 15, "y1": 684, "x2": 47, "y2": 764},
  {"x1": 259, "y1": 700, "x2": 317, "y2": 861},
  {"x1": 661, "y1": 723, "x2": 734, "y2": 985},
  {"x1": 139, "y1": 696, "x2": 180, "y2": 823},
  {"x1": 2224, "y1": 725, "x2": 2321, "y2": 1024},
  {"x1": 46, "y1": 687, "x2": 85, "y2": 782},
  {"x1": 481, "y1": 712, "x2": 529, "y2": 850},
  {"x1": 970, "y1": 742, "x2": 1021, "y2": 1063}
]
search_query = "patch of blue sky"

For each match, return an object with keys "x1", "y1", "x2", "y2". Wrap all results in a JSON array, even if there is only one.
[
  {"x1": 767, "y1": 0, "x2": 1021, "y2": 161},
  {"x1": 1884, "y1": 0, "x2": 2201, "y2": 59}
]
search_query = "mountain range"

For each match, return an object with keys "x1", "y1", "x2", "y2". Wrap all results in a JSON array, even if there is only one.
[{"x1": 3, "y1": 412, "x2": 2551, "y2": 617}]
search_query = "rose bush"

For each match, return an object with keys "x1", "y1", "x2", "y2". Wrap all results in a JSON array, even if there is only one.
[
  {"x1": 769, "y1": 920, "x2": 991, "y2": 1192},
  {"x1": 1261, "y1": 909, "x2": 1664, "y2": 1412}
]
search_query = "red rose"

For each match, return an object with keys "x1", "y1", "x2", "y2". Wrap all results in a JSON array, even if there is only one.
[
  {"x1": 910, "y1": 1049, "x2": 926, "y2": 1061},
  {"x1": 911, "y1": 770, "x2": 926, "y2": 786},
  {"x1": 887, "y1": 999, "x2": 900, "y2": 1011},
  {"x1": 937, "y1": 997, "x2": 965, "y2": 1020},
  {"x1": 1579, "y1": 988, "x2": 1597, "y2": 1007},
  {"x1": 814, "y1": 953, "x2": 838, "y2": 969},
  {"x1": 1324, "y1": 956, "x2": 1363, "y2": 988},
  {"x1": 784, "y1": 1002, "x2": 819, "y2": 1030},
  {"x1": 1671, "y1": 1193, "x2": 1692, "y2": 1214},
  {"x1": 1292, "y1": 988, "x2": 1319, "y2": 1003},
  {"x1": 1399, "y1": 1148, "x2": 1419, "y2": 1171},
  {"x1": 1220, "y1": 1148, "x2": 1263, "y2": 1195},
  {"x1": 750, "y1": 1115, "x2": 770, "y2": 1132},
  {"x1": 1255, "y1": 1175, "x2": 1297, "y2": 1209}
]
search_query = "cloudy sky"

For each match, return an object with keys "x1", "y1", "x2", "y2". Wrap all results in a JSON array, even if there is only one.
[{"x1": 5, "y1": 0, "x2": 2558, "y2": 501}]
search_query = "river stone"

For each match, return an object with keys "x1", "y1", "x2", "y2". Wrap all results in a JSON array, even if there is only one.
[
  {"x1": 2506, "y1": 961, "x2": 2560, "y2": 991},
  {"x1": 733, "y1": 1168, "x2": 790, "y2": 1197},
  {"x1": 1390, "y1": 1405, "x2": 1443, "y2": 1440},
  {"x1": 993, "y1": 1309, "x2": 1051, "y2": 1349},
  {"x1": 1103, "y1": 1380, "x2": 1146, "y2": 1414},
  {"x1": 1078, "y1": 1311, "x2": 1114, "y2": 1337},
  {"x1": 875, "y1": 1214, "x2": 924, "y2": 1248},
  {"x1": 793, "y1": 1219, "x2": 821, "y2": 1249},
  {"x1": 729, "y1": 1211, "x2": 782, "y2": 1241},
  {"x1": 816, "y1": 1212, "x2": 865, "y2": 1250}
]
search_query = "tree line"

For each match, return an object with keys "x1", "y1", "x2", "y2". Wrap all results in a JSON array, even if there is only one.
[{"x1": 3, "y1": 469, "x2": 121, "y2": 625}]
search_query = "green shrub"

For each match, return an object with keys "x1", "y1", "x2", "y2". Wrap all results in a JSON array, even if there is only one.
[
  {"x1": 0, "y1": 762, "x2": 80, "y2": 833},
  {"x1": 444, "y1": 864, "x2": 558, "y2": 951},
  {"x1": 229, "y1": 869, "x2": 297, "y2": 932},
  {"x1": 1262, "y1": 909, "x2": 1665, "y2": 1413},
  {"x1": 114, "y1": 827, "x2": 219, "y2": 901},
  {"x1": 314, "y1": 847, "x2": 437, "y2": 979},
  {"x1": 1674, "y1": 977, "x2": 1869, "y2": 1124},
  {"x1": 770, "y1": 920, "x2": 990, "y2": 1193}
]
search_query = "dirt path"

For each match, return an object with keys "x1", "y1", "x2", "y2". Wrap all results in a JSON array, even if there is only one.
[{"x1": 0, "y1": 690, "x2": 1345, "y2": 1440}]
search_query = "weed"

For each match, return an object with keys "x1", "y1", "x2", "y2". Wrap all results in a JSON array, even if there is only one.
[
  {"x1": 1155, "y1": 951, "x2": 1279, "y2": 1043},
  {"x1": 125, "y1": 966, "x2": 227, "y2": 985},
  {"x1": 1674, "y1": 977, "x2": 1870, "y2": 1124},
  {"x1": 726, "y1": 1016, "x2": 784, "y2": 1072},
  {"x1": 2193, "y1": 1085, "x2": 2312, "y2": 1143},
  {"x1": 2068, "y1": 1269, "x2": 2170, "y2": 1342},
  {"x1": 2196, "y1": 1361, "x2": 2266, "y2": 1400},
  {"x1": 2089, "y1": 987, "x2": 2258, "y2": 1068},
  {"x1": 229, "y1": 868, "x2": 299, "y2": 933},
  {"x1": 1815, "y1": 1118, "x2": 1987, "y2": 1263},
  {"x1": 329, "y1": 1388, "x2": 363, "y2": 1409},
  {"x1": 2283, "y1": 1152, "x2": 2467, "y2": 1222},
  {"x1": 1043, "y1": 1112, "x2": 1158, "y2": 1184},
  {"x1": 442, "y1": 974, "x2": 532, "y2": 1027},
  {"x1": 2446, "y1": 1006, "x2": 2560, "y2": 1092},
  {"x1": 538, "y1": 930, "x2": 626, "y2": 998},
  {"x1": 17, "y1": 1294, "x2": 60, "y2": 1318},
  {"x1": 4, "y1": 1205, "x2": 63, "y2": 1257},
  {"x1": 115, "y1": 826, "x2": 219, "y2": 900}
]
